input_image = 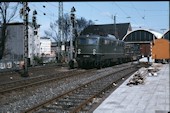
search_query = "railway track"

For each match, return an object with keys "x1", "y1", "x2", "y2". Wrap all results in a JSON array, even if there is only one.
[
  {"x1": 0, "y1": 69, "x2": 95, "y2": 94},
  {"x1": 0, "y1": 62, "x2": 133, "y2": 94},
  {"x1": 0, "y1": 65, "x2": 61, "y2": 84},
  {"x1": 22, "y1": 65, "x2": 138, "y2": 113},
  {"x1": 0, "y1": 64, "x2": 62, "y2": 78}
]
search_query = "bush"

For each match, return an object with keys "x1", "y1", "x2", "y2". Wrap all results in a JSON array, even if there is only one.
[{"x1": 33, "y1": 56, "x2": 43, "y2": 65}]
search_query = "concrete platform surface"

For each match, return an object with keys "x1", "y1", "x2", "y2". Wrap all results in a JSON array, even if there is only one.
[{"x1": 94, "y1": 64, "x2": 169, "y2": 113}]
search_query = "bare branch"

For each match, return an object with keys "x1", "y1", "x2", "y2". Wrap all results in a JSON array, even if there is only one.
[
  {"x1": 7, "y1": 2, "x2": 19, "y2": 22},
  {"x1": 44, "y1": 13, "x2": 94, "y2": 44},
  {"x1": 44, "y1": 30, "x2": 58, "y2": 42},
  {"x1": 0, "y1": 2, "x2": 19, "y2": 59}
]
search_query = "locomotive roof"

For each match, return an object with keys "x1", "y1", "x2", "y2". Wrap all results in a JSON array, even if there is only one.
[
  {"x1": 80, "y1": 23, "x2": 131, "y2": 40},
  {"x1": 77, "y1": 34, "x2": 122, "y2": 41}
]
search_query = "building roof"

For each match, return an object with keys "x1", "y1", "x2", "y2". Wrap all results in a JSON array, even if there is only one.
[
  {"x1": 40, "y1": 37, "x2": 51, "y2": 39},
  {"x1": 122, "y1": 29, "x2": 163, "y2": 41},
  {"x1": 148, "y1": 29, "x2": 162, "y2": 39},
  {"x1": 51, "y1": 42, "x2": 57, "y2": 47},
  {"x1": 80, "y1": 23, "x2": 131, "y2": 40},
  {"x1": 162, "y1": 29, "x2": 169, "y2": 41},
  {"x1": 5, "y1": 22, "x2": 40, "y2": 28},
  {"x1": 6, "y1": 22, "x2": 24, "y2": 25}
]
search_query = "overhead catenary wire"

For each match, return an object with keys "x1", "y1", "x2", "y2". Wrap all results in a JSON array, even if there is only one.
[
  {"x1": 46, "y1": 1, "x2": 89, "y2": 19},
  {"x1": 86, "y1": 2, "x2": 115, "y2": 20},
  {"x1": 23, "y1": 2, "x2": 167, "y2": 34},
  {"x1": 29, "y1": 4, "x2": 58, "y2": 18},
  {"x1": 113, "y1": 2, "x2": 139, "y2": 26},
  {"x1": 130, "y1": 3, "x2": 150, "y2": 28}
]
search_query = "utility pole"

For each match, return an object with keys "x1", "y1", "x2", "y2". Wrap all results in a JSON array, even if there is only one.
[
  {"x1": 58, "y1": 2, "x2": 64, "y2": 63},
  {"x1": 112, "y1": 14, "x2": 117, "y2": 38},
  {"x1": 114, "y1": 15, "x2": 117, "y2": 38},
  {"x1": 20, "y1": 2, "x2": 30, "y2": 77}
]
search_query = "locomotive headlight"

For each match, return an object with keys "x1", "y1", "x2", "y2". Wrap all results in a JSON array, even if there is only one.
[
  {"x1": 93, "y1": 49, "x2": 96, "y2": 55},
  {"x1": 78, "y1": 49, "x2": 81, "y2": 54}
]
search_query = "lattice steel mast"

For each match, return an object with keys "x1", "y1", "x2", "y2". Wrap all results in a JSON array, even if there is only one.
[
  {"x1": 20, "y1": 2, "x2": 30, "y2": 76},
  {"x1": 58, "y1": 2, "x2": 64, "y2": 63}
]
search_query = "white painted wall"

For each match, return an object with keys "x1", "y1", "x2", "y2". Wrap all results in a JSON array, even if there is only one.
[{"x1": 40, "y1": 37, "x2": 51, "y2": 56}]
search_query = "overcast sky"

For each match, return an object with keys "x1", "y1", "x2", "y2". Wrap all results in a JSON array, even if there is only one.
[{"x1": 14, "y1": 1, "x2": 169, "y2": 37}]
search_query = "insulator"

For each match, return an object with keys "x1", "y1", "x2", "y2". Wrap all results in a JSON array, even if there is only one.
[
  {"x1": 26, "y1": 7, "x2": 30, "y2": 12},
  {"x1": 71, "y1": 6, "x2": 76, "y2": 12},
  {"x1": 33, "y1": 10, "x2": 37, "y2": 15},
  {"x1": 32, "y1": 16, "x2": 36, "y2": 22},
  {"x1": 70, "y1": 13, "x2": 75, "y2": 20},
  {"x1": 34, "y1": 31, "x2": 37, "y2": 35},
  {"x1": 20, "y1": 8, "x2": 24, "y2": 14}
]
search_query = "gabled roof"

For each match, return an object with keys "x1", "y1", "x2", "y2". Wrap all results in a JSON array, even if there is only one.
[{"x1": 80, "y1": 23, "x2": 131, "y2": 40}]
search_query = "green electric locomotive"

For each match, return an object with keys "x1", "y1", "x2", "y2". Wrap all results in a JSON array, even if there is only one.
[{"x1": 75, "y1": 34, "x2": 131, "y2": 69}]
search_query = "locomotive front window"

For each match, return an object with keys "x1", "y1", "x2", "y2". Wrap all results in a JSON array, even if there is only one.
[
  {"x1": 78, "y1": 38, "x2": 86, "y2": 44},
  {"x1": 78, "y1": 38, "x2": 98, "y2": 45}
]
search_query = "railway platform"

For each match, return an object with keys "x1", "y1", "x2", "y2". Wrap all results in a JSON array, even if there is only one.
[{"x1": 94, "y1": 63, "x2": 169, "y2": 113}]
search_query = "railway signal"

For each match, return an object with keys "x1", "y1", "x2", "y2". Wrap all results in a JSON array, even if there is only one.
[
  {"x1": 70, "y1": 6, "x2": 76, "y2": 60},
  {"x1": 32, "y1": 10, "x2": 37, "y2": 28},
  {"x1": 68, "y1": 7, "x2": 77, "y2": 69}
]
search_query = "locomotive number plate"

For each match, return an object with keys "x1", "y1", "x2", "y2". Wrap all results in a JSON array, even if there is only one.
[{"x1": 83, "y1": 55, "x2": 90, "y2": 57}]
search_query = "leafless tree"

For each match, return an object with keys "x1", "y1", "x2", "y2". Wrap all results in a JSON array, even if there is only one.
[
  {"x1": 0, "y1": 2, "x2": 19, "y2": 59},
  {"x1": 76, "y1": 17, "x2": 94, "y2": 35},
  {"x1": 44, "y1": 22, "x2": 59, "y2": 42},
  {"x1": 44, "y1": 13, "x2": 94, "y2": 43},
  {"x1": 44, "y1": 13, "x2": 70, "y2": 43}
]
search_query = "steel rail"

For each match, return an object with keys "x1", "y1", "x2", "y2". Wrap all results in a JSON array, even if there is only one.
[
  {"x1": 0, "y1": 69, "x2": 95, "y2": 94},
  {"x1": 22, "y1": 65, "x2": 137, "y2": 113}
]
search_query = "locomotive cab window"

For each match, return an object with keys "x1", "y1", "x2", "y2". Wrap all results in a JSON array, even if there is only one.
[{"x1": 78, "y1": 38, "x2": 98, "y2": 45}]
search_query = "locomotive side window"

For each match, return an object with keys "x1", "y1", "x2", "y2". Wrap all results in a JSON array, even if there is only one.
[
  {"x1": 110, "y1": 40, "x2": 113, "y2": 45},
  {"x1": 112, "y1": 41, "x2": 116, "y2": 46},
  {"x1": 116, "y1": 41, "x2": 119, "y2": 46},
  {"x1": 88, "y1": 38, "x2": 98, "y2": 45},
  {"x1": 104, "y1": 40, "x2": 110, "y2": 45}
]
